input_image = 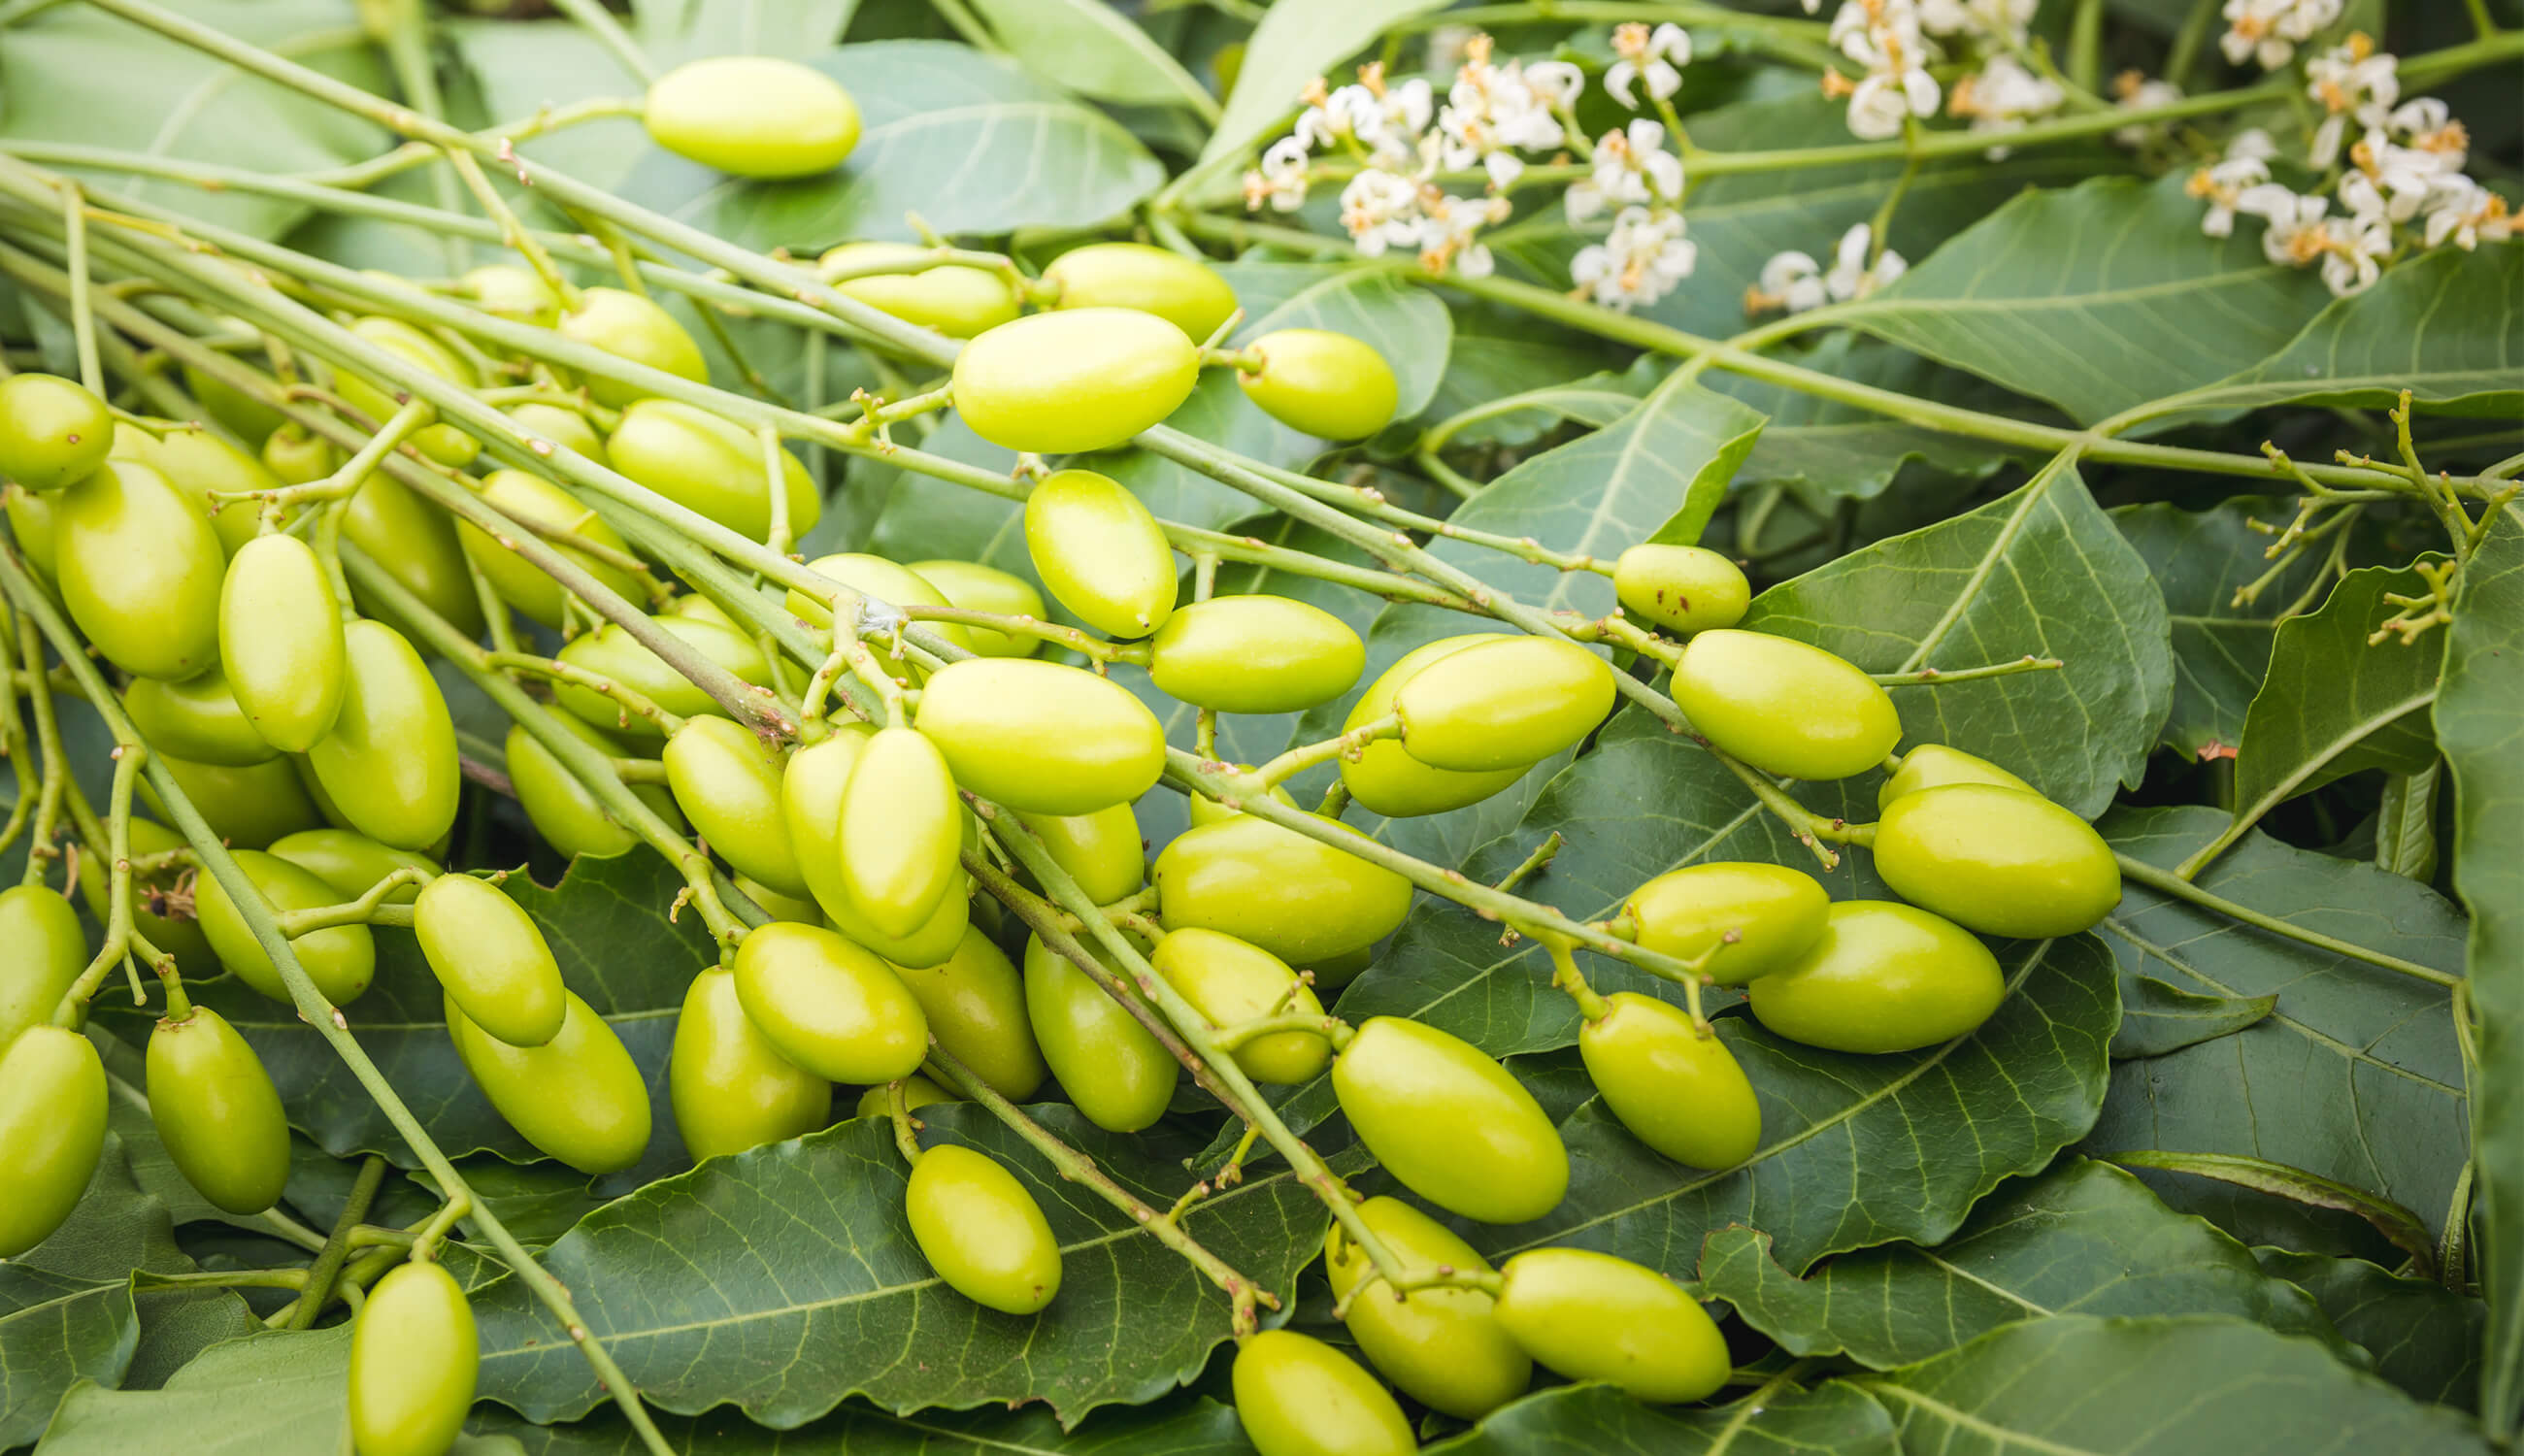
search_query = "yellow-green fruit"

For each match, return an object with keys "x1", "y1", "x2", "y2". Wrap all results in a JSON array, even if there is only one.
[
  {"x1": 127, "y1": 666, "x2": 278, "y2": 767},
  {"x1": 1323, "y1": 1197, "x2": 1531, "y2": 1419},
  {"x1": 1493, "y1": 1247, "x2": 1729, "y2": 1403},
  {"x1": 671, "y1": 965, "x2": 828, "y2": 1161},
  {"x1": 731, "y1": 921, "x2": 930, "y2": 1084},
  {"x1": 1150, "y1": 928, "x2": 1328, "y2": 1084},
  {"x1": 839, "y1": 727, "x2": 964, "y2": 939},
  {"x1": 343, "y1": 473, "x2": 486, "y2": 641},
  {"x1": 1043, "y1": 243, "x2": 1238, "y2": 343},
  {"x1": 146, "y1": 426, "x2": 271, "y2": 556},
  {"x1": 854, "y1": 1074, "x2": 953, "y2": 1120},
  {"x1": 1394, "y1": 636, "x2": 1615, "y2": 772},
  {"x1": 259, "y1": 424, "x2": 337, "y2": 485},
  {"x1": 1877, "y1": 744, "x2": 2036, "y2": 811},
  {"x1": 557, "y1": 287, "x2": 709, "y2": 407},
  {"x1": 551, "y1": 614, "x2": 773, "y2": 740},
  {"x1": 457, "y1": 470, "x2": 645, "y2": 629},
  {"x1": 1673, "y1": 629, "x2": 1901, "y2": 782},
  {"x1": 1021, "y1": 935, "x2": 1177, "y2": 1133},
  {"x1": 0, "y1": 1026, "x2": 109, "y2": 1258},
  {"x1": 1613, "y1": 544, "x2": 1749, "y2": 635},
  {"x1": 1622, "y1": 862, "x2": 1830, "y2": 986},
  {"x1": 267, "y1": 829, "x2": 438, "y2": 905},
  {"x1": 1332, "y1": 1016, "x2": 1568, "y2": 1224},
  {"x1": 415, "y1": 875, "x2": 566, "y2": 1049},
  {"x1": 147, "y1": 754, "x2": 324, "y2": 850},
  {"x1": 664, "y1": 716, "x2": 809, "y2": 900},
  {"x1": 447, "y1": 991, "x2": 651, "y2": 1174},
  {"x1": 904, "y1": 1142, "x2": 1063, "y2": 1315},
  {"x1": 1148, "y1": 596, "x2": 1364, "y2": 713},
  {"x1": 463, "y1": 263, "x2": 561, "y2": 325},
  {"x1": 1873, "y1": 783, "x2": 2121, "y2": 939},
  {"x1": 348, "y1": 1261, "x2": 478, "y2": 1456},
  {"x1": 1184, "y1": 770, "x2": 1298, "y2": 828},
  {"x1": 1237, "y1": 328, "x2": 1400, "y2": 441},
  {"x1": 333, "y1": 316, "x2": 481, "y2": 468},
  {"x1": 608, "y1": 399, "x2": 820, "y2": 542},
  {"x1": 1747, "y1": 900, "x2": 2006, "y2": 1053},
  {"x1": 907, "y1": 559, "x2": 1045, "y2": 657},
  {"x1": 53, "y1": 459, "x2": 223, "y2": 679},
  {"x1": 79, "y1": 820, "x2": 215, "y2": 976},
  {"x1": 646, "y1": 56, "x2": 861, "y2": 178},
  {"x1": 146, "y1": 1007, "x2": 291, "y2": 1215},
  {"x1": 1152, "y1": 813, "x2": 1411, "y2": 965},
  {"x1": 305, "y1": 620, "x2": 459, "y2": 851},
  {"x1": 781, "y1": 729, "x2": 971, "y2": 969},
  {"x1": 735, "y1": 875, "x2": 823, "y2": 924},
  {"x1": 914, "y1": 658, "x2": 1166, "y2": 815},
  {"x1": 1230, "y1": 1330, "x2": 1414, "y2": 1456},
  {"x1": 820, "y1": 243, "x2": 1019, "y2": 339},
  {"x1": 890, "y1": 926, "x2": 1046, "y2": 1101},
  {"x1": 1578, "y1": 994, "x2": 1762, "y2": 1169},
  {"x1": 193, "y1": 849, "x2": 377, "y2": 1006},
  {"x1": 219, "y1": 534, "x2": 348, "y2": 752},
  {"x1": 1014, "y1": 803, "x2": 1145, "y2": 906},
  {"x1": 784, "y1": 553, "x2": 974, "y2": 676},
  {"x1": 1023, "y1": 468, "x2": 1178, "y2": 638},
  {"x1": 508, "y1": 716, "x2": 678, "y2": 860},
  {"x1": 5, "y1": 487, "x2": 61, "y2": 582},
  {"x1": 1341, "y1": 635, "x2": 1529, "y2": 817},
  {"x1": 505, "y1": 402, "x2": 610, "y2": 468},
  {"x1": 0, "y1": 373, "x2": 113, "y2": 491},
  {"x1": 0, "y1": 885, "x2": 85, "y2": 1054},
  {"x1": 951, "y1": 309, "x2": 1199, "y2": 454},
  {"x1": 183, "y1": 362, "x2": 285, "y2": 448}
]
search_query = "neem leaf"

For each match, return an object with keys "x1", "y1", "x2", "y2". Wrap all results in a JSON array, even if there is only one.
[
  {"x1": 2112, "y1": 498, "x2": 2330, "y2": 758},
  {"x1": 2256, "y1": 1249, "x2": 2484, "y2": 1410},
  {"x1": 1425, "y1": 1381, "x2": 1900, "y2": 1454}
]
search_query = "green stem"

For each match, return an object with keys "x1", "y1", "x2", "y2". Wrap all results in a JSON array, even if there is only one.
[{"x1": 283, "y1": 1153, "x2": 385, "y2": 1330}]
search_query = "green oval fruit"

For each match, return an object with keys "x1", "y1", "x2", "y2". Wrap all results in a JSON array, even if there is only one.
[
  {"x1": 890, "y1": 926, "x2": 1046, "y2": 1101},
  {"x1": 907, "y1": 559, "x2": 1045, "y2": 657},
  {"x1": 671, "y1": 965, "x2": 828, "y2": 1161},
  {"x1": 1323, "y1": 1196, "x2": 1530, "y2": 1419},
  {"x1": 1747, "y1": 900, "x2": 2005, "y2": 1053},
  {"x1": 267, "y1": 828, "x2": 438, "y2": 905},
  {"x1": 415, "y1": 876, "x2": 566, "y2": 1048},
  {"x1": 334, "y1": 316, "x2": 481, "y2": 468},
  {"x1": 1184, "y1": 770, "x2": 1298, "y2": 829},
  {"x1": 218, "y1": 534, "x2": 347, "y2": 753},
  {"x1": 508, "y1": 716, "x2": 678, "y2": 860},
  {"x1": 608, "y1": 399, "x2": 820, "y2": 542},
  {"x1": 1148, "y1": 596, "x2": 1364, "y2": 713},
  {"x1": 1153, "y1": 813, "x2": 1411, "y2": 965},
  {"x1": 853, "y1": 1073, "x2": 953, "y2": 1120},
  {"x1": 665, "y1": 716, "x2": 809, "y2": 900},
  {"x1": 305, "y1": 620, "x2": 458, "y2": 851},
  {"x1": 905, "y1": 1142, "x2": 1063, "y2": 1315},
  {"x1": 1492, "y1": 1247, "x2": 1728, "y2": 1403},
  {"x1": 147, "y1": 427, "x2": 275, "y2": 558},
  {"x1": 505, "y1": 401, "x2": 610, "y2": 468},
  {"x1": 952, "y1": 309, "x2": 1199, "y2": 454},
  {"x1": 1578, "y1": 994, "x2": 1761, "y2": 1168},
  {"x1": 1873, "y1": 783, "x2": 2120, "y2": 939},
  {"x1": 1230, "y1": 1330, "x2": 1414, "y2": 1456},
  {"x1": 1023, "y1": 469, "x2": 1178, "y2": 639},
  {"x1": 820, "y1": 243, "x2": 1018, "y2": 339},
  {"x1": 343, "y1": 473, "x2": 485, "y2": 641},
  {"x1": 5, "y1": 486, "x2": 60, "y2": 582},
  {"x1": 1876, "y1": 743, "x2": 2035, "y2": 811},
  {"x1": 80, "y1": 819, "x2": 216, "y2": 976},
  {"x1": 1020, "y1": 935, "x2": 1177, "y2": 1133},
  {"x1": 731, "y1": 921, "x2": 930, "y2": 1084},
  {"x1": 1151, "y1": 927, "x2": 1328, "y2": 1084},
  {"x1": 1612, "y1": 544, "x2": 1749, "y2": 636},
  {"x1": 735, "y1": 874, "x2": 822, "y2": 925},
  {"x1": 1673, "y1": 629, "x2": 1900, "y2": 782},
  {"x1": 0, "y1": 885, "x2": 85, "y2": 1054},
  {"x1": 463, "y1": 263, "x2": 561, "y2": 325},
  {"x1": 147, "y1": 754, "x2": 324, "y2": 850},
  {"x1": 839, "y1": 726, "x2": 964, "y2": 939},
  {"x1": 1333, "y1": 1016, "x2": 1568, "y2": 1223},
  {"x1": 646, "y1": 56, "x2": 860, "y2": 178},
  {"x1": 1622, "y1": 862, "x2": 1829, "y2": 986},
  {"x1": 457, "y1": 470, "x2": 645, "y2": 630},
  {"x1": 781, "y1": 729, "x2": 971, "y2": 968},
  {"x1": 0, "y1": 373, "x2": 113, "y2": 492},
  {"x1": 1340, "y1": 635, "x2": 1529, "y2": 817},
  {"x1": 552, "y1": 614, "x2": 773, "y2": 740},
  {"x1": 556, "y1": 287, "x2": 708, "y2": 407},
  {"x1": 1238, "y1": 328, "x2": 1399, "y2": 441},
  {"x1": 0, "y1": 1026, "x2": 109, "y2": 1257},
  {"x1": 146, "y1": 1007, "x2": 290, "y2": 1214},
  {"x1": 259, "y1": 423, "x2": 337, "y2": 484},
  {"x1": 193, "y1": 849, "x2": 377, "y2": 1006},
  {"x1": 913, "y1": 658, "x2": 1166, "y2": 815},
  {"x1": 349, "y1": 1261, "x2": 478, "y2": 1456},
  {"x1": 447, "y1": 990, "x2": 650, "y2": 1173},
  {"x1": 1013, "y1": 803, "x2": 1144, "y2": 906},
  {"x1": 125, "y1": 665, "x2": 275, "y2": 768},
  {"x1": 183, "y1": 361, "x2": 285, "y2": 448},
  {"x1": 785, "y1": 553, "x2": 973, "y2": 675},
  {"x1": 53, "y1": 459, "x2": 223, "y2": 679},
  {"x1": 1044, "y1": 243, "x2": 1238, "y2": 343},
  {"x1": 1394, "y1": 636, "x2": 1614, "y2": 772}
]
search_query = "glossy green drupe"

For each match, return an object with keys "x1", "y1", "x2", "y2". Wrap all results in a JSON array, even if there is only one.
[
  {"x1": 907, "y1": 558, "x2": 1046, "y2": 657},
  {"x1": 892, "y1": 925, "x2": 1046, "y2": 1101},
  {"x1": 1322, "y1": 1197, "x2": 1530, "y2": 1419},
  {"x1": 665, "y1": 716, "x2": 809, "y2": 900},
  {"x1": 267, "y1": 828, "x2": 438, "y2": 905},
  {"x1": 1023, "y1": 468, "x2": 1179, "y2": 639},
  {"x1": 145, "y1": 427, "x2": 273, "y2": 558},
  {"x1": 448, "y1": 991, "x2": 651, "y2": 1174},
  {"x1": 1394, "y1": 636, "x2": 1615, "y2": 772},
  {"x1": 1013, "y1": 803, "x2": 1146, "y2": 906},
  {"x1": 343, "y1": 473, "x2": 485, "y2": 641},
  {"x1": 505, "y1": 401, "x2": 609, "y2": 466},
  {"x1": 0, "y1": 885, "x2": 85, "y2": 1054},
  {"x1": 0, "y1": 373, "x2": 114, "y2": 491},
  {"x1": 820, "y1": 244, "x2": 1019, "y2": 339},
  {"x1": 0, "y1": 1026, "x2": 109, "y2": 1258},
  {"x1": 552, "y1": 614, "x2": 773, "y2": 739},
  {"x1": 1147, "y1": 596, "x2": 1365, "y2": 713},
  {"x1": 193, "y1": 849, "x2": 376, "y2": 1006},
  {"x1": 853, "y1": 1074, "x2": 953, "y2": 1120},
  {"x1": 1332, "y1": 1016, "x2": 1568, "y2": 1224},
  {"x1": 914, "y1": 658, "x2": 1167, "y2": 815},
  {"x1": 1151, "y1": 927, "x2": 1329, "y2": 1084},
  {"x1": 1152, "y1": 812, "x2": 1411, "y2": 965},
  {"x1": 53, "y1": 459, "x2": 223, "y2": 680},
  {"x1": 905, "y1": 1142, "x2": 1063, "y2": 1315},
  {"x1": 457, "y1": 469, "x2": 646, "y2": 630},
  {"x1": 1043, "y1": 243, "x2": 1238, "y2": 342},
  {"x1": 126, "y1": 665, "x2": 276, "y2": 767},
  {"x1": 1021, "y1": 934, "x2": 1178, "y2": 1133},
  {"x1": 1238, "y1": 328, "x2": 1399, "y2": 441},
  {"x1": 782, "y1": 728, "x2": 972, "y2": 968},
  {"x1": 1612, "y1": 544, "x2": 1750, "y2": 635},
  {"x1": 334, "y1": 316, "x2": 480, "y2": 467},
  {"x1": 415, "y1": 875, "x2": 567, "y2": 1048},
  {"x1": 1621, "y1": 861, "x2": 1829, "y2": 986},
  {"x1": 609, "y1": 399, "x2": 820, "y2": 542},
  {"x1": 1578, "y1": 994, "x2": 1762, "y2": 1169},
  {"x1": 1874, "y1": 783, "x2": 2121, "y2": 939},
  {"x1": 305, "y1": 620, "x2": 459, "y2": 851},
  {"x1": 218, "y1": 533, "x2": 347, "y2": 752},
  {"x1": 146, "y1": 1007, "x2": 291, "y2": 1215},
  {"x1": 1340, "y1": 635, "x2": 1527, "y2": 817},
  {"x1": 348, "y1": 1261, "x2": 478, "y2": 1456},
  {"x1": 731, "y1": 921, "x2": 930, "y2": 1084},
  {"x1": 508, "y1": 715, "x2": 679, "y2": 860},
  {"x1": 1672, "y1": 629, "x2": 1901, "y2": 781},
  {"x1": 556, "y1": 287, "x2": 708, "y2": 407},
  {"x1": 1876, "y1": 743, "x2": 2035, "y2": 810},
  {"x1": 183, "y1": 360, "x2": 285, "y2": 448},
  {"x1": 671, "y1": 966, "x2": 829, "y2": 1161},
  {"x1": 646, "y1": 56, "x2": 861, "y2": 177},
  {"x1": 1492, "y1": 1247, "x2": 1729, "y2": 1404},
  {"x1": 839, "y1": 726, "x2": 965, "y2": 939},
  {"x1": 147, "y1": 753, "x2": 324, "y2": 850},
  {"x1": 1746, "y1": 900, "x2": 2007, "y2": 1053},
  {"x1": 464, "y1": 263, "x2": 561, "y2": 325},
  {"x1": 951, "y1": 309, "x2": 1199, "y2": 454},
  {"x1": 1230, "y1": 1330, "x2": 1414, "y2": 1456}
]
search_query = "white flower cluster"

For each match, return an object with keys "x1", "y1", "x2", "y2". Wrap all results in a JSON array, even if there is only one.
[
  {"x1": 1822, "y1": 1, "x2": 1942, "y2": 140},
  {"x1": 2110, "y1": 71, "x2": 2184, "y2": 148},
  {"x1": 2219, "y1": 0, "x2": 2344, "y2": 71},
  {"x1": 1748, "y1": 223, "x2": 1909, "y2": 315},
  {"x1": 2185, "y1": 34, "x2": 2510, "y2": 297},
  {"x1": 1819, "y1": 0, "x2": 2065, "y2": 147},
  {"x1": 1946, "y1": 54, "x2": 2065, "y2": 157}
]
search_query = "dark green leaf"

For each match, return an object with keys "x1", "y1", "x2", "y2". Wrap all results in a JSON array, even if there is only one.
[
  {"x1": 963, "y1": 0, "x2": 1216, "y2": 115},
  {"x1": 2105, "y1": 1151, "x2": 2438, "y2": 1275},
  {"x1": 483, "y1": 1395, "x2": 1253, "y2": 1454},
  {"x1": 2115, "y1": 976, "x2": 2277, "y2": 1057},
  {"x1": 2257, "y1": 1249, "x2": 2483, "y2": 1409},
  {"x1": 2, "y1": 1141, "x2": 160, "y2": 1447},
  {"x1": 638, "y1": 0, "x2": 855, "y2": 60},
  {"x1": 1424, "y1": 1381, "x2": 1899, "y2": 1454},
  {"x1": 1706, "y1": 333, "x2": 2023, "y2": 506},
  {"x1": 2112, "y1": 498, "x2": 2330, "y2": 758}
]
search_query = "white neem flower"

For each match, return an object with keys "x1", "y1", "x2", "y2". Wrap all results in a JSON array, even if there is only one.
[
  {"x1": 1418, "y1": 191, "x2": 1511, "y2": 279},
  {"x1": 1436, "y1": 37, "x2": 1568, "y2": 181},
  {"x1": 2185, "y1": 133, "x2": 2275, "y2": 238},
  {"x1": 2385, "y1": 97, "x2": 2471, "y2": 177},
  {"x1": 1571, "y1": 206, "x2": 1696, "y2": 311},
  {"x1": 1340, "y1": 169, "x2": 1426, "y2": 257},
  {"x1": 1747, "y1": 248, "x2": 1829, "y2": 315},
  {"x1": 2304, "y1": 34, "x2": 2398, "y2": 167},
  {"x1": 2111, "y1": 72, "x2": 2184, "y2": 147},
  {"x1": 1948, "y1": 54, "x2": 2065, "y2": 157},
  {"x1": 1843, "y1": 65, "x2": 1942, "y2": 139},
  {"x1": 2221, "y1": 0, "x2": 2344, "y2": 70},
  {"x1": 2317, "y1": 214, "x2": 2390, "y2": 296},
  {"x1": 1919, "y1": 0, "x2": 2036, "y2": 44},
  {"x1": 1314, "y1": 73, "x2": 1436, "y2": 170},
  {"x1": 1607, "y1": 21, "x2": 1691, "y2": 109},
  {"x1": 1825, "y1": 222, "x2": 1907, "y2": 301},
  {"x1": 2420, "y1": 176, "x2": 2515, "y2": 249},
  {"x1": 1524, "y1": 60, "x2": 1585, "y2": 109},
  {"x1": 1828, "y1": 2, "x2": 1941, "y2": 141},
  {"x1": 1564, "y1": 118, "x2": 1683, "y2": 223},
  {"x1": 1244, "y1": 136, "x2": 1312, "y2": 213},
  {"x1": 2347, "y1": 129, "x2": 2440, "y2": 222},
  {"x1": 2238, "y1": 183, "x2": 2332, "y2": 268}
]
